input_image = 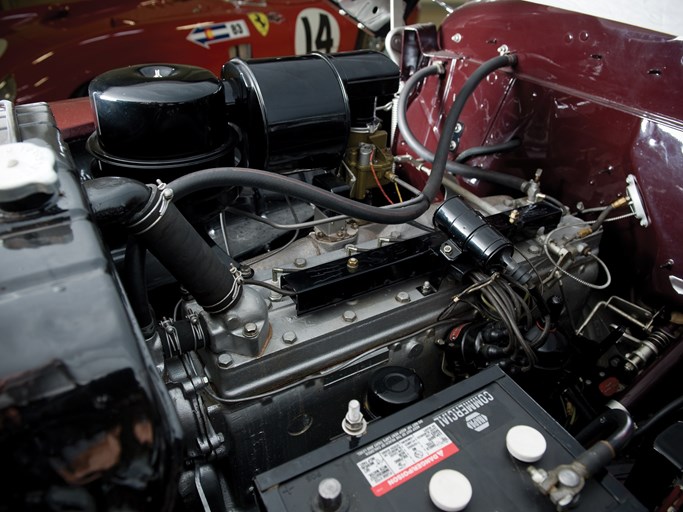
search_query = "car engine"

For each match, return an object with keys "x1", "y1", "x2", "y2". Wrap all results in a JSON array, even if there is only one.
[{"x1": 1, "y1": 2, "x2": 682, "y2": 511}]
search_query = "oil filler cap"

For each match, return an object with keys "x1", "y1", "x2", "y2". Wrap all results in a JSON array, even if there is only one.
[
  {"x1": 0, "y1": 142, "x2": 58, "y2": 210},
  {"x1": 429, "y1": 469, "x2": 472, "y2": 511},
  {"x1": 506, "y1": 425, "x2": 547, "y2": 462}
]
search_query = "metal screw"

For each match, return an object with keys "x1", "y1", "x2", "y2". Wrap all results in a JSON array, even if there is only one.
[
  {"x1": 497, "y1": 44, "x2": 510, "y2": 55},
  {"x1": 449, "y1": 140, "x2": 457, "y2": 151},
  {"x1": 243, "y1": 322, "x2": 259, "y2": 337},
  {"x1": 282, "y1": 331, "x2": 298, "y2": 344},
  {"x1": 217, "y1": 353, "x2": 233, "y2": 369},
  {"x1": 395, "y1": 291, "x2": 411, "y2": 303},
  {"x1": 342, "y1": 310, "x2": 357, "y2": 322},
  {"x1": 452, "y1": 32, "x2": 462, "y2": 43},
  {"x1": 443, "y1": 244, "x2": 453, "y2": 254},
  {"x1": 454, "y1": 122, "x2": 463, "y2": 134},
  {"x1": 294, "y1": 258, "x2": 307, "y2": 268},
  {"x1": 347, "y1": 257, "x2": 359, "y2": 271},
  {"x1": 528, "y1": 244, "x2": 541, "y2": 255}
]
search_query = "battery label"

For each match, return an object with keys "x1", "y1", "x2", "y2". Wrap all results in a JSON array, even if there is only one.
[{"x1": 356, "y1": 423, "x2": 458, "y2": 496}]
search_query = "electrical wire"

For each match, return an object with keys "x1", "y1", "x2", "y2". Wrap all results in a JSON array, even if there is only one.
[
  {"x1": 394, "y1": 182, "x2": 404, "y2": 202},
  {"x1": 242, "y1": 196, "x2": 300, "y2": 265},
  {"x1": 369, "y1": 147, "x2": 394, "y2": 205},
  {"x1": 542, "y1": 226, "x2": 613, "y2": 290},
  {"x1": 243, "y1": 279, "x2": 297, "y2": 296},
  {"x1": 219, "y1": 210, "x2": 231, "y2": 256}
]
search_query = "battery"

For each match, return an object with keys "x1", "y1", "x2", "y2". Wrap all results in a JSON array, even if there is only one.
[{"x1": 255, "y1": 366, "x2": 644, "y2": 511}]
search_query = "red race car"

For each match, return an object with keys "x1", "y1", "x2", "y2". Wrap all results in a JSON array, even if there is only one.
[{"x1": 0, "y1": 0, "x2": 373, "y2": 103}]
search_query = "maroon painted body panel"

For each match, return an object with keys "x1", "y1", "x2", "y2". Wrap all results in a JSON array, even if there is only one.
[
  {"x1": 395, "y1": 0, "x2": 683, "y2": 307},
  {"x1": 0, "y1": 0, "x2": 360, "y2": 103}
]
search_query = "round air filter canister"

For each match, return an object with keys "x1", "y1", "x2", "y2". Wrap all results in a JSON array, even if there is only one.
[{"x1": 87, "y1": 64, "x2": 232, "y2": 177}]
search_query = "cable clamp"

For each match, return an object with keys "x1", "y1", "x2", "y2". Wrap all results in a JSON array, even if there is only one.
[{"x1": 230, "y1": 263, "x2": 244, "y2": 286}]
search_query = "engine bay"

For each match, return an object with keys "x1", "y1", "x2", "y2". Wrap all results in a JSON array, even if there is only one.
[{"x1": 1, "y1": 2, "x2": 682, "y2": 511}]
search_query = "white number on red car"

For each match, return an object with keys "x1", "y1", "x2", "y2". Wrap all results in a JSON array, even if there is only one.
[{"x1": 295, "y1": 8, "x2": 340, "y2": 54}]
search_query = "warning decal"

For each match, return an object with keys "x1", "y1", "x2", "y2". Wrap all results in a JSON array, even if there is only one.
[{"x1": 356, "y1": 423, "x2": 458, "y2": 497}]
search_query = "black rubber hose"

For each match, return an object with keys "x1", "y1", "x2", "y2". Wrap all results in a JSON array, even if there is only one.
[
  {"x1": 169, "y1": 167, "x2": 429, "y2": 224},
  {"x1": 575, "y1": 408, "x2": 634, "y2": 475},
  {"x1": 396, "y1": 56, "x2": 528, "y2": 193},
  {"x1": 127, "y1": 185, "x2": 241, "y2": 314},
  {"x1": 85, "y1": 178, "x2": 241, "y2": 315},
  {"x1": 83, "y1": 176, "x2": 151, "y2": 224},
  {"x1": 123, "y1": 238, "x2": 156, "y2": 337},
  {"x1": 632, "y1": 395, "x2": 683, "y2": 441},
  {"x1": 455, "y1": 138, "x2": 521, "y2": 163},
  {"x1": 590, "y1": 204, "x2": 615, "y2": 232}
]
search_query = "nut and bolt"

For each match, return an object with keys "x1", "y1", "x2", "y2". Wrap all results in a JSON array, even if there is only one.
[
  {"x1": 558, "y1": 469, "x2": 581, "y2": 488},
  {"x1": 342, "y1": 310, "x2": 357, "y2": 322},
  {"x1": 243, "y1": 322, "x2": 259, "y2": 338},
  {"x1": 449, "y1": 140, "x2": 457, "y2": 151},
  {"x1": 453, "y1": 122, "x2": 463, "y2": 134},
  {"x1": 294, "y1": 258, "x2": 307, "y2": 268},
  {"x1": 347, "y1": 257, "x2": 359, "y2": 272},
  {"x1": 421, "y1": 281, "x2": 433, "y2": 293},
  {"x1": 452, "y1": 32, "x2": 462, "y2": 43},
  {"x1": 217, "y1": 353, "x2": 233, "y2": 369},
  {"x1": 342, "y1": 399, "x2": 367, "y2": 436},
  {"x1": 443, "y1": 244, "x2": 453, "y2": 254},
  {"x1": 282, "y1": 331, "x2": 298, "y2": 344},
  {"x1": 395, "y1": 291, "x2": 411, "y2": 304}
]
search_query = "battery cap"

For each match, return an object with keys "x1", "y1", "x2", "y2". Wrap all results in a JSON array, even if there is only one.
[
  {"x1": 429, "y1": 469, "x2": 472, "y2": 511},
  {"x1": 506, "y1": 425, "x2": 547, "y2": 463}
]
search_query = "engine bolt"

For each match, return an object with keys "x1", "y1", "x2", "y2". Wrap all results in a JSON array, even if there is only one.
[
  {"x1": 395, "y1": 291, "x2": 411, "y2": 303},
  {"x1": 449, "y1": 141, "x2": 457, "y2": 151},
  {"x1": 294, "y1": 258, "x2": 307, "y2": 268},
  {"x1": 421, "y1": 281, "x2": 433, "y2": 293},
  {"x1": 342, "y1": 310, "x2": 357, "y2": 322},
  {"x1": 443, "y1": 244, "x2": 453, "y2": 254},
  {"x1": 282, "y1": 331, "x2": 298, "y2": 344},
  {"x1": 528, "y1": 244, "x2": 541, "y2": 255},
  {"x1": 217, "y1": 353, "x2": 233, "y2": 369},
  {"x1": 347, "y1": 257, "x2": 359, "y2": 272},
  {"x1": 243, "y1": 322, "x2": 259, "y2": 338},
  {"x1": 342, "y1": 399, "x2": 367, "y2": 436}
]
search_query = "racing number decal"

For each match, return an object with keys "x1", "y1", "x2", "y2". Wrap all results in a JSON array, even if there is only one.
[{"x1": 295, "y1": 8, "x2": 340, "y2": 54}]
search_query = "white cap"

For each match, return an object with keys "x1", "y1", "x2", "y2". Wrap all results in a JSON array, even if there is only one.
[
  {"x1": 429, "y1": 469, "x2": 472, "y2": 511},
  {"x1": 506, "y1": 425, "x2": 547, "y2": 463},
  {"x1": 0, "y1": 142, "x2": 58, "y2": 204}
]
